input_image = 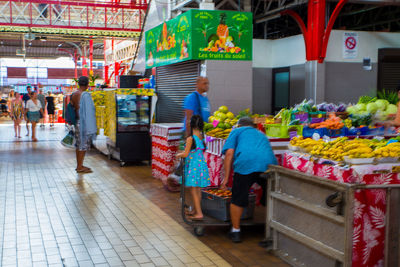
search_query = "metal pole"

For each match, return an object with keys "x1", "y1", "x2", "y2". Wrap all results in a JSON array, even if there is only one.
[{"x1": 89, "y1": 39, "x2": 93, "y2": 76}]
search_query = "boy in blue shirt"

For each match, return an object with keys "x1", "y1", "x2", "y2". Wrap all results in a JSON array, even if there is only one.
[
  {"x1": 183, "y1": 77, "x2": 210, "y2": 136},
  {"x1": 221, "y1": 117, "x2": 277, "y2": 243}
]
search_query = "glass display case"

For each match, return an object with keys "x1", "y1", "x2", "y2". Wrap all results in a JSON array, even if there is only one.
[{"x1": 116, "y1": 94, "x2": 151, "y2": 132}]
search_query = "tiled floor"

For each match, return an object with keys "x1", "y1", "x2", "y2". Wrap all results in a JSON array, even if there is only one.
[{"x1": 0, "y1": 122, "x2": 287, "y2": 267}]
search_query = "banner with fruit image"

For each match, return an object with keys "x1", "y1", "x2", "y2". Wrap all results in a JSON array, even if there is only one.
[
  {"x1": 145, "y1": 12, "x2": 192, "y2": 68},
  {"x1": 192, "y1": 10, "x2": 252, "y2": 61},
  {"x1": 145, "y1": 10, "x2": 252, "y2": 68}
]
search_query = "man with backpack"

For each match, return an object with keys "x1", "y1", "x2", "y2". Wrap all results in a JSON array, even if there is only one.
[
  {"x1": 69, "y1": 76, "x2": 97, "y2": 173},
  {"x1": 183, "y1": 76, "x2": 211, "y2": 137}
]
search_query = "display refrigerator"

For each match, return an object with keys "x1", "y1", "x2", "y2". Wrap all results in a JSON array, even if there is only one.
[{"x1": 103, "y1": 89, "x2": 153, "y2": 166}]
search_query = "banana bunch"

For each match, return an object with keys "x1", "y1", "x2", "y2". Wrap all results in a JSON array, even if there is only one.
[
  {"x1": 92, "y1": 91, "x2": 106, "y2": 106},
  {"x1": 116, "y1": 88, "x2": 155, "y2": 96},
  {"x1": 104, "y1": 90, "x2": 117, "y2": 142},
  {"x1": 95, "y1": 106, "x2": 106, "y2": 134},
  {"x1": 374, "y1": 142, "x2": 400, "y2": 158},
  {"x1": 206, "y1": 128, "x2": 232, "y2": 139}
]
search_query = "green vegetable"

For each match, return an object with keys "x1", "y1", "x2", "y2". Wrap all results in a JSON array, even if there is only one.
[
  {"x1": 377, "y1": 89, "x2": 398, "y2": 105},
  {"x1": 236, "y1": 108, "x2": 251, "y2": 119},
  {"x1": 350, "y1": 114, "x2": 372, "y2": 127},
  {"x1": 386, "y1": 104, "x2": 398, "y2": 114},
  {"x1": 358, "y1": 95, "x2": 377, "y2": 104}
]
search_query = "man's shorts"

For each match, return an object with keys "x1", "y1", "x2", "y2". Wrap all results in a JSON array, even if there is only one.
[
  {"x1": 74, "y1": 120, "x2": 91, "y2": 151},
  {"x1": 231, "y1": 172, "x2": 266, "y2": 207}
]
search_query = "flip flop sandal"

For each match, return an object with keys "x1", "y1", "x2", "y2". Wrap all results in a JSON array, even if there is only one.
[
  {"x1": 185, "y1": 210, "x2": 196, "y2": 216},
  {"x1": 76, "y1": 167, "x2": 93, "y2": 173},
  {"x1": 76, "y1": 169, "x2": 92, "y2": 173},
  {"x1": 188, "y1": 216, "x2": 204, "y2": 221}
]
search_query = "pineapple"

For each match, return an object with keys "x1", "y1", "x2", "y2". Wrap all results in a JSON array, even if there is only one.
[{"x1": 217, "y1": 13, "x2": 229, "y2": 38}]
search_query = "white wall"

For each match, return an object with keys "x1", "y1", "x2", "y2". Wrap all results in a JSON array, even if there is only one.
[
  {"x1": 253, "y1": 35, "x2": 306, "y2": 68},
  {"x1": 206, "y1": 60, "x2": 253, "y2": 114},
  {"x1": 325, "y1": 30, "x2": 400, "y2": 63},
  {"x1": 253, "y1": 30, "x2": 400, "y2": 68}
]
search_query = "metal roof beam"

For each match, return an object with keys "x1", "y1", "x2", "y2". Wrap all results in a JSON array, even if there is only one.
[
  {"x1": 329, "y1": 0, "x2": 400, "y2": 4},
  {"x1": 172, "y1": 0, "x2": 200, "y2": 11},
  {"x1": 255, "y1": 0, "x2": 307, "y2": 22}
]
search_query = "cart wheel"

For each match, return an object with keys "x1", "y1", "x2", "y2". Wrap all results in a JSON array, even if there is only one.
[
  {"x1": 194, "y1": 227, "x2": 204, "y2": 237},
  {"x1": 326, "y1": 192, "x2": 343, "y2": 207},
  {"x1": 120, "y1": 161, "x2": 126, "y2": 167}
]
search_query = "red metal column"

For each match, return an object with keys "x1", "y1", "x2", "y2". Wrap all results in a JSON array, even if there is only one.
[
  {"x1": 104, "y1": 39, "x2": 109, "y2": 85},
  {"x1": 115, "y1": 62, "x2": 120, "y2": 84},
  {"x1": 74, "y1": 50, "x2": 78, "y2": 79},
  {"x1": 281, "y1": 0, "x2": 348, "y2": 63},
  {"x1": 89, "y1": 39, "x2": 93, "y2": 76},
  {"x1": 82, "y1": 45, "x2": 88, "y2": 76}
]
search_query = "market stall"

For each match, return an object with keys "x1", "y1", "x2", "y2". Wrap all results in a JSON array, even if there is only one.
[
  {"x1": 262, "y1": 126, "x2": 400, "y2": 266},
  {"x1": 266, "y1": 164, "x2": 400, "y2": 267},
  {"x1": 150, "y1": 123, "x2": 183, "y2": 183},
  {"x1": 92, "y1": 88, "x2": 155, "y2": 166}
]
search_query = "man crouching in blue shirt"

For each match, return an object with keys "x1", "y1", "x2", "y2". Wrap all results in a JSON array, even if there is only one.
[{"x1": 221, "y1": 117, "x2": 277, "y2": 243}]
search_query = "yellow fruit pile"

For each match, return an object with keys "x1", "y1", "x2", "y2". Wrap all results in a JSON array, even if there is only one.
[
  {"x1": 374, "y1": 142, "x2": 400, "y2": 158},
  {"x1": 116, "y1": 88, "x2": 155, "y2": 96},
  {"x1": 290, "y1": 137, "x2": 399, "y2": 161},
  {"x1": 206, "y1": 128, "x2": 232, "y2": 139},
  {"x1": 92, "y1": 91, "x2": 106, "y2": 106},
  {"x1": 104, "y1": 90, "x2": 117, "y2": 142},
  {"x1": 95, "y1": 106, "x2": 106, "y2": 134}
]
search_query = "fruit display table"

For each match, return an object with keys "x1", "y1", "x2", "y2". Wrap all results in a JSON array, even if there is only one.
[
  {"x1": 282, "y1": 151, "x2": 400, "y2": 267},
  {"x1": 205, "y1": 136, "x2": 288, "y2": 186},
  {"x1": 150, "y1": 123, "x2": 183, "y2": 183}
]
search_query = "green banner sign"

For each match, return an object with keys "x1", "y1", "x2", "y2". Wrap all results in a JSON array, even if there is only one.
[{"x1": 145, "y1": 10, "x2": 252, "y2": 68}]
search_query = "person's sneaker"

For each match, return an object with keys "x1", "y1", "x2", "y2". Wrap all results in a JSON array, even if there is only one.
[{"x1": 229, "y1": 231, "x2": 242, "y2": 243}]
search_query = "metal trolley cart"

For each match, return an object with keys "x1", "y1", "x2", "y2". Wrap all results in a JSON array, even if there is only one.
[{"x1": 180, "y1": 159, "x2": 265, "y2": 237}]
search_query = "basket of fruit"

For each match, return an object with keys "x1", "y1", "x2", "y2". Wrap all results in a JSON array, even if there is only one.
[{"x1": 201, "y1": 188, "x2": 256, "y2": 221}]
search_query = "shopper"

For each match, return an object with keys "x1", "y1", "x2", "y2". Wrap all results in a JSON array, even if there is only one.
[
  {"x1": 23, "y1": 86, "x2": 32, "y2": 136},
  {"x1": 46, "y1": 91, "x2": 55, "y2": 127},
  {"x1": 221, "y1": 117, "x2": 277, "y2": 243},
  {"x1": 11, "y1": 92, "x2": 23, "y2": 138},
  {"x1": 25, "y1": 91, "x2": 43, "y2": 142},
  {"x1": 70, "y1": 76, "x2": 97, "y2": 173},
  {"x1": 177, "y1": 115, "x2": 210, "y2": 220},
  {"x1": 183, "y1": 76, "x2": 211, "y2": 137},
  {"x1": 37, "y1": 89, "x2": 46, "y2": 128},
  {"x1": 0, "y1": 97, "x2": 7, "y2": 115}
]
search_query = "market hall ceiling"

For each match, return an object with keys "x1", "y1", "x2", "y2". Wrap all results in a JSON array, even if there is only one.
[
  {"x1": 201, "y1": 0, "x2": 400, "y2": 39},
  {"x1": 0, "y1": 36, "x2": 104, "y2": 59}
]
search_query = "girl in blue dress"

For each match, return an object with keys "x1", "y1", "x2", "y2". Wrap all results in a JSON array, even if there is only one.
[{"x1": 177, "y1": 115, "x2": 210, "y2": 220}]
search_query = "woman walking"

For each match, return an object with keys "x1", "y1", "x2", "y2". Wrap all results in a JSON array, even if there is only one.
[
  {"x1": 25, "y1": 91, "x2": 43, "y2": 142},
  {"x1": 10, "y1": 92, "x2": 23, "y2": 138},
  {"x1": 46, "y1": 92, "x2": 55, "y2": 127}
]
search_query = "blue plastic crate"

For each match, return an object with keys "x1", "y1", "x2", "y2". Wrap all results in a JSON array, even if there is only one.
[
  {"x1": 327, "y1": 128, "x2": 346, "y2": 137},
  {"x1": 302, "y1": 127, "x2": 328, "y2": 138},
  {"x1": 368, "y1": 126, "x2": 385, "y2": 136},
  {"x1": 346, "y1": 126, "x2": 369, "y2": 136}
]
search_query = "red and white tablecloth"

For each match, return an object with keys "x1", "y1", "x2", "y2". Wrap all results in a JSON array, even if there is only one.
[
  {"x1": 283, "y1": 152, "x2": 400, "y2": 267},
  {"x1": 151, "y1": 123, "x2": 183, "y2": 183}
]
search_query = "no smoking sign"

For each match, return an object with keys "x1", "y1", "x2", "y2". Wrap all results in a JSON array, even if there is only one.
[
  {"x1": 345, "y1": 36, "x2": 356, "y2": 50},
  {"x1": 343, "y1": 32, "x2": 358, "y2": 59}
]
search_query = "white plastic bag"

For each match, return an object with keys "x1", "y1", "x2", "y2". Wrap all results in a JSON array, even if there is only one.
[{"x1": 61, "y1": 130, "x2": 76, "y2": 149}]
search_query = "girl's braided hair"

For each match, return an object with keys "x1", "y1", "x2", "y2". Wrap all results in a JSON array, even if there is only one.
[{"x1": 189, "y1": 115, "x2": 205, "y2": 150}]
